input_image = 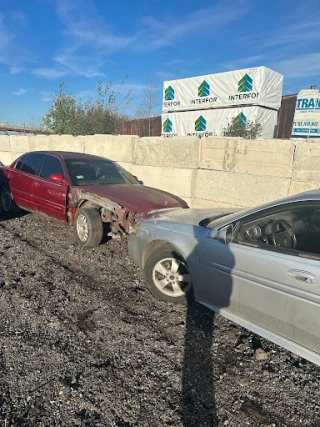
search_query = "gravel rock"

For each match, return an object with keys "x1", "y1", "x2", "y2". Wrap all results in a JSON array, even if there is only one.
[
  {"x1": 0, "y1": 212, "x2": 320, "y2": 426},
  {"x1": 255, "y1": 348, "x2": 268, "y2": 361}
]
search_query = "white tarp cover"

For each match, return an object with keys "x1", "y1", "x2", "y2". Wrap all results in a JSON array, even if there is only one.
[
  {"x1": 162, "y1": 106, "x2": 277, "y2": 139},
  {"x1": 162, "y1": 66, "x2": 283, "y2": 113},
  {"x1": 291, "y1": 89, "x2": 320, "y2": 139}
]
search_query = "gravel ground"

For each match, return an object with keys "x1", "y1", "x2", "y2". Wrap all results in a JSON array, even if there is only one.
[{"x1": 0, "y1": 212, "x2": 319, "y2": 427}]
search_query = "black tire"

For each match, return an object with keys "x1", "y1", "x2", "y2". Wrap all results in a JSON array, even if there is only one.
[
  {"x1": 144, "y1": 246, "x2": 193, "y2": 303},
  {"x1": 74, "y1": 208, "x2": 103, "y2": 248},
  {"x1": 0, "y1": 185, "x2": 20, "y2": 214}
]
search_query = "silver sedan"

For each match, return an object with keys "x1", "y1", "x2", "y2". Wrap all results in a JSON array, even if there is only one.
[{"x1": 128, "y1": 190, "x2": 320, "y2": 366}]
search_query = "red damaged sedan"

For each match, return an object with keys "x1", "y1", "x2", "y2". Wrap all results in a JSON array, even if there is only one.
[{"x1": 0, "y1": 151, "x2": 188, "y2": 247}]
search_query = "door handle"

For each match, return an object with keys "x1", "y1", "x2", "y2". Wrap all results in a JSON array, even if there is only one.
[
  {"x1": 34, "y1": 182, "x2": 40, "y2": 187},
  {"x1": 287, "y1": 269, "x2": 317, "y2": 284}
]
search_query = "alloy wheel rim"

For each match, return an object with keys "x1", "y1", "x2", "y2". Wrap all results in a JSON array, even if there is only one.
[
  {"x1": 77, "y1": 214, "x2": 89, "y2": 242},
  {"x1": 152, "y1": 257, "x2": 191, "y2": 297}
]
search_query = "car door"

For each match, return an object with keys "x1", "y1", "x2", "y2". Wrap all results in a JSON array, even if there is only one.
[
  {"x1": 8, "y1": 153, "x2": 46, "y2": 211},
  {"x1": 196, "y1": 202, "x2": 320, "y2": 364},
  {"x1": 32, "y1": 154, "x2": 69, "y2": 222}
]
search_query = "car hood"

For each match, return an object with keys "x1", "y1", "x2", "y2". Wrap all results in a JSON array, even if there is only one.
[
  {"x1": 76, "y1": 184, "x2": 188, "y2": 214},
  {"x1": 147, "y1": 208, "x2": 237, "y2": 226}
]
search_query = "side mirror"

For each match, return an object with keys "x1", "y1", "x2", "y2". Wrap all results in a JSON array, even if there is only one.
[
  {"x1": 216, "y1": 225, "x2": 233, "y2": 244},
  {"x1": 49, "y1": 173, "x2": 67, "y2": 185},
  {"x1": 133, "y1": 175, "x2": 143, "y2": 185}
]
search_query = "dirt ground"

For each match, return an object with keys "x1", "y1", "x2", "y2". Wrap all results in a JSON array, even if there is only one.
[{"x1": 0, "y1": 212, "x2": 319, "y2": 427}]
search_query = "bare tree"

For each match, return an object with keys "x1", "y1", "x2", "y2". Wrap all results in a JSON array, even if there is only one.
[{"x1": 135, "y1": 75, "x2": 161, "y2": 137}]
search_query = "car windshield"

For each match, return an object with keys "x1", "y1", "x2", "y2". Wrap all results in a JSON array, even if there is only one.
[
  {"x1": 202, "y1": 207, "x2": 256, "y2": 228},
  {"x1": 65, "y1": 158, "x2": 138, "y2": 186}
]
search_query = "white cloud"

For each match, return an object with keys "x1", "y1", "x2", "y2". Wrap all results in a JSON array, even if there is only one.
[
  {"x1": 11, "y1": 10, "x2": 27, "y2": 25},
  {"x1": 10, "y1": 66, "x2": 23, "y2": 74},
  {"x1": 30, "y1": 0, "x2": 251, "y2": 81},
  {"x1": 221, "y1": 5, "x2": 320, "y2": 83},
  {"x1": 40, "y1": 90, "x2": 54, "y2": 102},
  {"x1": 166, "y1": 59, "x2": 200, "y2": 67},
  {"x1": 56, "y1": 0, "x2": 133, "y2": 52},
  {"x1": 0, "y1": 13, "x2": 34, "y2": 70},
  {"x1": 166, "y1": 59, "x2": 188, "y2": 66},
  {"x1": 54, "y1": 0, "x2": 251, "y2": 56},
  {"x1": 221, "y1": 55, "x2": 266, "y2": 71},
  {"x1": 271, "y1": 53, "x2": 320, "y2": 79},
  {"x1": 259, "y1": 20, "x2": 320, "y2": 50},
  {"x1": 0, "y1": 14, "x2": 14, "y2": 59},
  {"x1": 77, "y1": 90, "x2": 95, "y2": 99},
  {"x1": 45, "y1": 0, "x2": 252, "y2": 84},
  {"x1": 32, "y1": 68, "x2": 69, "y2": 79},
  {"x1": 137, "y1": 1, "x2": 251, "y2": 51},
  {"x1": 156, "y1": 71, "x2": 177, "y2": 81},
  {"x1": 54, "y1": 55, "x2": 109, "y2": 78},
  {"x1": 32, "y1": 54, "x2": 113, "y2": 80},
  {"x1": 12, "y1": 88, "x2": 28, "y2": 96}
]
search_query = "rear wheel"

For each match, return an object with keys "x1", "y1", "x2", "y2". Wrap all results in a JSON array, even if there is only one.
[
  {"x1": 144, "y1": 246, "x2": 193, "y2": 303},
  {"x1": 0, "y1": 185, "x2": 20, "y2": 214},
  {"x1": 74, "y1": 208, "x2": 103, "y2": 248}
]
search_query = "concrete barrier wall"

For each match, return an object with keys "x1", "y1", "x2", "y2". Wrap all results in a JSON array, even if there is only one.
[{"x1": 1, "y1": 134, "x2": 320, "y2": 209}]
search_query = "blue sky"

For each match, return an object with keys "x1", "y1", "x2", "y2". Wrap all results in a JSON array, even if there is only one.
[{"x1": 0, "y1": 0, "x2": 319, "y2": 125}]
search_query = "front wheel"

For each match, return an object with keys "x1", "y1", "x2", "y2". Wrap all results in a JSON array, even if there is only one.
[
  {"x1": 0, "y1": 185, "x2": 20, "y2": 214},
  {"x1": 74, "y1": 208, "x2": 103, "y2": 248},
  {"x1": 144, "y1": 246, "x2": 193, "y2": 303}
]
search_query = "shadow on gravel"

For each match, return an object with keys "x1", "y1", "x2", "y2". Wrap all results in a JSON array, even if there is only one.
[
  {"x1": 0, "y1": 210, "x2": 28, "y2": 223},
  {"x1": 181, "y1": 225, "x2": 234, "y2": 426},
  {"x1": 181, "y1": 295, "x2": 218, "y2": 427}
]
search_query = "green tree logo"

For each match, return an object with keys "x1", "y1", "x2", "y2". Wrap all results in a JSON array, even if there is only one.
[
  {"x1": 163, "y1": 118, "x2": 172, "y2": 132},
  {"x1": 238, "y1": 74, "x2": 253, "y2": 92},
  {"x1": 198, "y1": 80, "x2": 210, "y2": 97},
  {"x1": 164, "y1": 86, "x2": 175, "y2": 101},
  {"x1": 234, "y1": 112, "x2": 247, "y2": 126},
  {"x1": 195, "y1": 116, "x2": 206, "y2": 131}
]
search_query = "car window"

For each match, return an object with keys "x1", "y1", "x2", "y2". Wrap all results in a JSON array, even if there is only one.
[
  {"x1": 65, "y1": 158, "x2": 138, "y2": 186},
  {"x1": 15, "y1": 155, "x2": 28, "y2": 170},
  {"x1": 20, "y1": 153, "x2": 46, "y2": 176},
  {"x1": 39, "y1": 155, "x2": 64, "y2": 179},
  {"x1": 234, "y1": 204, "x2": 320, "y2": 258}
]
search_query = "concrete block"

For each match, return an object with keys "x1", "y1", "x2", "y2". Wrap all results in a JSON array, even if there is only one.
[
  {"x1": 0, "y1": 152, "x2": 14, "y2": 165},
  {"x1": 28, "y1": 135, "x2": 85, "y2": 153},
  {"x1": 85, "y1": 135, "x2": 134, "y2": 163},
  {"x1": 194, "y1": 169, "x2": 290, "y2": 208},
  {"x1": 292, "y1": 142, "x2": 320, "y2": 182},
  {"x1": 133, "y1": 137, "x2": 200, "y2": 169},
  {"x1": 50, "y1": 135, "x2": 85, "y2": 152},
  {"x1": 0, "y1": 136, "x2": 10, "y2": 152},
  {"x1": 182, "y1": 197, "x2": 193, "y2": 208},
  {"x1": 200, "y1": 137, "x2": 295, "y2": 178},
  {"x1": 192, "y1": 198, "x2": 246, "y2": 209},
  {"x1": 289, "y1": 180, "x2": 320, "y2": 196},
  {"x1": 117, "y1": 162, "x2": 132, "y2": 173},
  {"x1": 10, "y1": 136, "x2": 29, "y2": 153},
  {"x1": 131, "y1": 165, "x2": 194, "y2": 198},
  {"x1": 0, "y1": 152, "x2": 24, "y2": 165}
]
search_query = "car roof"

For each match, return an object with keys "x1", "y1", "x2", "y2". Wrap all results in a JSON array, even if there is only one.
[
  {"x1": 270, "y1": 189, "x2": 320, "y2": 206},
  {"x1": 237, "y1": 189, "x2": 320, "y2": 218},
  {"x1": 27, "y1": 151, "x2": 112, "y2": 161}
]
